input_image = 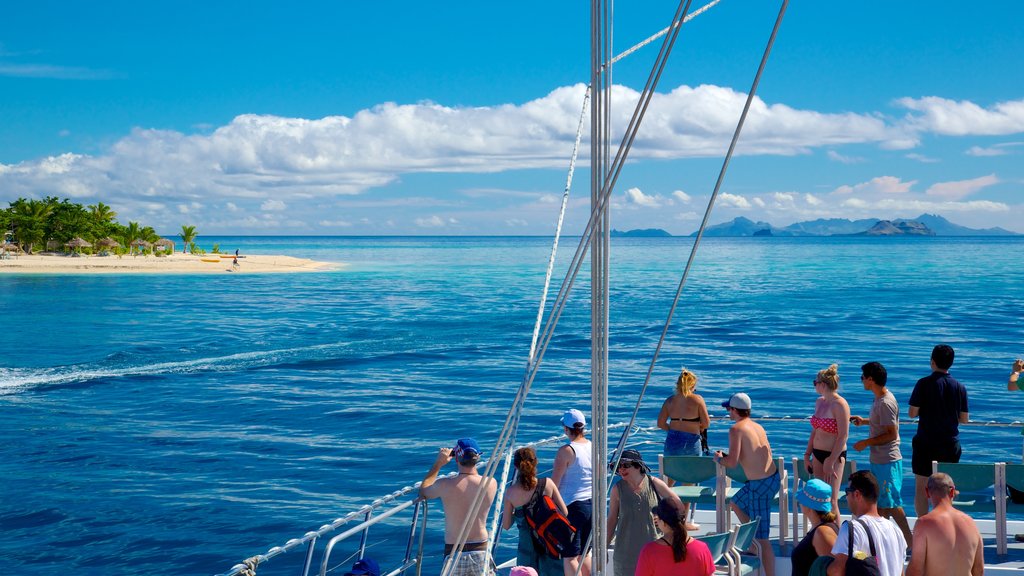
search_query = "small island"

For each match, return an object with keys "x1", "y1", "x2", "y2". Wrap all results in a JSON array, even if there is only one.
[{"x1": 0, "y1": 197, "x2": 333, "y2": 274}]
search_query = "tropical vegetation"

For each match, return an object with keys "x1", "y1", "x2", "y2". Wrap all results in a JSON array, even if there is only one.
[{"x1": 1, "y1": 196, "x2": 183, "y2": 255}]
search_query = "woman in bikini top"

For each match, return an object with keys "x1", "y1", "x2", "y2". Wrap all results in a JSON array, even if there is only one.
[{"x1": 802, "y1": 363, "x2": 850, "y2": 516}]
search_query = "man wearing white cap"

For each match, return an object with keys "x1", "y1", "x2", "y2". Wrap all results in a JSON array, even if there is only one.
[
  {"x1": 714, "y1": 392, "x2": 779, "y2": 576},
  {"x1": 552, "y1": 409, "x2": 593, "y2": 576}
]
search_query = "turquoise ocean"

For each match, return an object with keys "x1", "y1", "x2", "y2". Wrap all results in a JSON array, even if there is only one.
[{"x1": 2, "y1": 235, "x2": 1023, "y2": 575}]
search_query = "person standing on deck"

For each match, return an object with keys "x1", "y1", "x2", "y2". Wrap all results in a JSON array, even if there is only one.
[
  {"x1": 851, "y1": 361, "x2": 912, "y2": 545},
  {"x1": 828, "y1": 471, "x2": 907, "y2": 576},
  {"x1": 551, "y1": 409, "x2": 592, "y2": 576},
  {"x1": 803, "y1": 364, "x2": 851, "y2": 518},
  {"x1": 908, "y1": 344, "x2": 969, "y2": 516},
  {"x1": 906, "y1": 472, "x2": 983, "y2": 576},
  {"x1": 657, "y1": 368, "x2": 710, "y2": 532},
  {"x1": 714, "y1": 392, "x2": 779, "y2": 576},
  {"x1": 420, "y1": 438, "x2": 497, "y2": 576}
]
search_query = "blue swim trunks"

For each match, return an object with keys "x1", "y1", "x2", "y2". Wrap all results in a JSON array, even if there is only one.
[
  {"x1": 664, "y1": 429, "x2": 702, "y2": 456},
  {"x1": 870, "y1": 460, "x2": 904, "y2": 510},
  {"x1": 731, "y1": 470, "x2": 780, "y2": 539}
]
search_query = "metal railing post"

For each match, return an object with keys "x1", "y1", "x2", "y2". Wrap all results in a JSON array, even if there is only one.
[
  {"x1": 300, "y1": 536, "x2": 318, "y2": 576},
  {"x1": 400, "y1": 499, "x2": 423, "y2": 574},
  {"x1": 358, "y1": 509, "x2": 374, "y2": 559}
]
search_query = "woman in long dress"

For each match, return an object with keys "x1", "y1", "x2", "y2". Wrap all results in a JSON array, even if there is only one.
[{"x1": 606, "y1": 448, "x2": 683, "y2": 576}]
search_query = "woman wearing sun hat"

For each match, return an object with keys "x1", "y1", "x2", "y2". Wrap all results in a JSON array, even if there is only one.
[
  {"x1": 791, "y1": 478, "x2": 839, "y2": 576},
  {"x1": 606, "y1": 448, "x2": 683, "y2": 576}
]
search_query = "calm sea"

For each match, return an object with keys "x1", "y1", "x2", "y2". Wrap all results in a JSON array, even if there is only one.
[{"x1": 2, "y1": 236, "x2": 1023, "y2": 575}]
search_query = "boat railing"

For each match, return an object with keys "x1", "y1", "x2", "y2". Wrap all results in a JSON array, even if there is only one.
[
  {"x1": 215, "y1": 426, "x2": 639, "y2": 576},
  {"x1": 217, "y1": 418, "x2": 1024, "y2": 575}
]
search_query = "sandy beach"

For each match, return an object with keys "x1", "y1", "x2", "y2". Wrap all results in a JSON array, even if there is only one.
[{"x1": 0, "y1": 252, "x2": 337, "y2": 274}]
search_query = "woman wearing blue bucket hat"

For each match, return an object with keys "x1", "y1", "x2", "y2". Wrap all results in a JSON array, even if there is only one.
[{"x1": 791, "y1": 479, "x2": 838, "y2": 576}]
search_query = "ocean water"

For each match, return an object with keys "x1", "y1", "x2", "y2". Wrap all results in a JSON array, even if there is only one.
[{"x1": 2, "y1": 235, "x2": 1023, "y2": 575}]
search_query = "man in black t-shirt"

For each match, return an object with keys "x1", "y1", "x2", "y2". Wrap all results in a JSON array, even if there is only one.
[{"x1": 908, "y1": 344, "x2": 969, "y2": 517}]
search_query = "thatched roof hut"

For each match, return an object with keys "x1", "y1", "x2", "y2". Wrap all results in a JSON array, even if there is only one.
[
  {"x1": 96, "y1": 238, "x2": 120, "y2": 248},
  {"x1": 154, "y1": 238, "x2": 175, "y2": 252},
  {"x1": 66, "y1": 237, "x2": 93, "y2": 248}
]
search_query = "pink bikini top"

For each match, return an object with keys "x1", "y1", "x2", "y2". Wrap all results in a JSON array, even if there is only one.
[{"x1": 810, "y1": 415, "x2": 838, "y2": 435}]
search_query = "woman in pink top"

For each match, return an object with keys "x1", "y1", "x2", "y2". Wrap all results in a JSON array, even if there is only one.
[
  {"x1": 635, "y1": 499, "x2": 714, "y2": 576},
  {"x1": 802, "y1": 363, "x2": 850, "y2": 516}
]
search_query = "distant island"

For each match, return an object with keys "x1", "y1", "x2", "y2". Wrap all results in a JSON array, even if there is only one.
[
  {"x1": 689, "y1": 214, "x2": 1016, "y2": 237},
  {"x1": 611, "y1": 228, "x2": 673, "y2": 238}
]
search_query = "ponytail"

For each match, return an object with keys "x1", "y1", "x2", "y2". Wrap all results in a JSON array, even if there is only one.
[{"x1": 513, "y1": 447, "x2": 538, "y2": 490}]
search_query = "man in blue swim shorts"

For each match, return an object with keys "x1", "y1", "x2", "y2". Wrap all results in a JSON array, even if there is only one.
[
  {"x1": 851, "y1": 361, "x2": 912, "y2": 545},
  {"x1": 714, "y1": 392, "x2": 779, "y2": 576}
]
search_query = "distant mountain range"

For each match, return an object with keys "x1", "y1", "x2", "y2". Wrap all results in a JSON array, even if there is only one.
[
  {"x1": 686, "y1": 214, "x2": 1016, "y2": 237},
  {"x1": 610, "y1": 228, "x2": 673, "y2": 238}
]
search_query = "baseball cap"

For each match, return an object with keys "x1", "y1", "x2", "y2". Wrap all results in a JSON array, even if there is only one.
[
  {"x1": 454, "y1": 438, "x2": 482, "y2": 462},
  {"x1": 720, "y1": 392, "x2": 752, "y2": 410},
  {"x1": 561, "y1": 408, "x2": 586, "y2": 428},
  {"x1": 343, "y1": 558, "x2": 380, "y2": 576}
]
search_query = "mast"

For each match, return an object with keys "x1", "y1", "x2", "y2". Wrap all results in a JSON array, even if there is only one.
[{"x1": 589, "y1": 0, "x2": 611, "y2": 573}]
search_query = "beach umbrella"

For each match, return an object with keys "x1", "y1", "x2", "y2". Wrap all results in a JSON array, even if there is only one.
[
  {"x1": 1, "y1": 242, "x2": 21, "y2": 253},
  {"x1": 66, "y1": 237, "x2": 93, "y2": 249},
  {"x1": 154, "y1": 238, "x2": 175, "y2": 252},
  {"x1": 131, "y1": 239, "x2": 153, "y2": 248},
  {"x1": 96, "y1": 238, "x2": 120, "y2": 248}
]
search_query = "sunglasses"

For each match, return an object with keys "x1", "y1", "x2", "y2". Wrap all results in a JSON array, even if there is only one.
[{"x1": 617, "y1": 461, "x2": 639, "y2": 470}]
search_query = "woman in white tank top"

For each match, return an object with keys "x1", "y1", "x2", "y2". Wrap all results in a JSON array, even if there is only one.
[{"x1": 552, "y1": 408, "x2": 593, "y2": 576}]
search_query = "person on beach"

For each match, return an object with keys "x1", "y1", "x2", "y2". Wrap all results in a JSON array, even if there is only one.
[
  {"x1": 551, "y1": 409, "x2": 593, "y2": 576},
  {"x1": 501, "y1": 447, "x2": 567, "y2": 576},
  {"x1": 906, "y1": 472, "x2": 983, "y2": 576},
  {"x1": 803, "y1": 364, "x2": 850, "y2": 518},
  {"x1": 634, "y1": 498, "x2": 715, "y2": 576},
  {"x1": 419, "y1": 437, "x2": 497, "y2": 575},
  {"x1": 607, "y1": 448, "x2": 683, "y2": 576},
  {"x1": 791, "y1": 479, "x2": 839, "y2": 576},
  {"x1": 1007, "y1": 358, "x2": 1024, "y2": 391},
  {"x1": 828, "y1": 471, "x2": 907, "y2": 576},
  {"x1": 656, "y1": 368, "x2": 709, "y2": 530},
  {"x1": 908, "y1": 344, "x2": 968, "y2": 516},
  {"x1": 232, "y1": 256, "x2": 239, "y2": 270},
  {"x1": 714, "y1": 392, "x2": 779, "y2": 576},
  {"x1": 850, "y1": 361, "x2": 912, "y2": 545}
]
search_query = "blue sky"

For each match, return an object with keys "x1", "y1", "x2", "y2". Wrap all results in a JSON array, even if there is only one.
[{"x1": 1, "y1": 1, "x2": 1022, "y2": 235}]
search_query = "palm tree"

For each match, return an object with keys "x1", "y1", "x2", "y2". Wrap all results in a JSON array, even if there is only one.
[
  {"x1": 179, "y1": 225, "x2": 197, "y2": 254},
  {"x1": 88, "y1": 202, "x2": 117, "y2": 224},
  {"x1": 121, "y1": 221, "x2": 142, "y2": 254},
  {"x1": 10, "y1": 198, "x2": 52, "y2": 253}
]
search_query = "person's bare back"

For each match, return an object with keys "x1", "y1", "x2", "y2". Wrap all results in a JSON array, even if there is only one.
[
  {"x1": 436, "y1": 473, "x2": 496, "y2": 544},
  {"x1": 734, "y1": 418, "x2": 775, "y2": 480},
  {"x1": 907, "y1": 474, "x2": 983, "y2": 576}
]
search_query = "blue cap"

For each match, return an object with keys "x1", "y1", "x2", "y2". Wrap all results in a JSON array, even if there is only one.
[
  {"x1": 344, "y1": 558, "x2": 380, "y2": 576},
  {"x1": 454, "y1": 438, "x2": 482, "y2": 462},
  {"x1": 796, "y1": 479, "x2": 833, "y2": 513}
]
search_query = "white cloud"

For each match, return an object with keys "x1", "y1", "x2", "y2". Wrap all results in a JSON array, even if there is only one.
[
  {"x1": 832, "y1": 176, "x2": 916, "y2": 196},
  {"x1": 752, "y1": 197, "x2": 766, "y2": 208},
  {"x1": 415, "y1": 215, "x2": 447, "y2": 227},
  {"x1": 966, "y1": 145, "x2": 1007, "y2": 157},
  {"x1": 905, "y1": 153, "x2": 940, "y2": 163},
  {"x1": 226, "y1": 202, "x2": 239, "y2": 212},
  {"x1": 827, "y1": 150, "x2": 864, "y2": 164},
  {"x1": 804, "y1": 193, "x2": 822, "y2": 206},
  {"x1": 839, "y1": 197, "x2": 1009, "y2": 214},
  {"x1": 897, "y1": 96, "x2": 1024, "y2": 136},
  {"x1": 672, "y1": 190, "x2": 691, "y2": 204},
  {"x1": 925, "y1": 174, "x2": 999, "y2": 199},
  {"x1": 318, "y1": 219, "x2": 352, "y2": 227},
  {"x1": 261, "y1": 199, "x2": 287, "y2": 211},
  {"x1": 624, "y1": 187, "x2": 662, "y2": 208},
  {"x1": 718, "y1": 192, "x2": 751, "y2": 209},
  {"x1": 506, "y1": 218, "x2": 529, "y2": 227}
]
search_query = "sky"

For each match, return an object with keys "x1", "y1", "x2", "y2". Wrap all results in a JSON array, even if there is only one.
[{"x1": 1, "y1": 1, "x2": 1022, "y2": 235}]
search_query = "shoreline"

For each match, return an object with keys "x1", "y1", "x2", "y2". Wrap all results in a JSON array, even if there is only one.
[{"x1": 0, "y1": 253, "x2": 338, "y2": 275}]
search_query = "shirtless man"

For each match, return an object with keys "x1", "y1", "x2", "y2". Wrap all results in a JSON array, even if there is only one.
[
  {"x1": 420, "y1": 438, "x2": 498, "y2": 575},
  {"x1": 714, "y1": 392, "x2": 779, "y2": 576},
  {"x1": 906, "y1": 473, "x2": 983, "y2": 576}
]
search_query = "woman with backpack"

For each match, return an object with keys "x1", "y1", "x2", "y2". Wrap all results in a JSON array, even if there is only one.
[
  {"x1": 502, "y1": 447, "x2": 569, "y2": 576},
  {"x1": 552, "y1": 408, "x2": 593, "y2": 576}
]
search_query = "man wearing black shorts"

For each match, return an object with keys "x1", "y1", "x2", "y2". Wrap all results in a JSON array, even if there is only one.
[{"x1": 908, "y1": 344, "x2": 969, "y2": 517}]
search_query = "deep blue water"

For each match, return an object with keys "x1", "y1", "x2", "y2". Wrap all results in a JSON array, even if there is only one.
[{"x1": 2, "y1": 236, "x2": 1023, "y2": 575}]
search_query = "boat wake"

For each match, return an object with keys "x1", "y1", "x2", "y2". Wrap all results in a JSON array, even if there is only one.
[{"x1": 0, "y1": 342, "x2": 355, "y2": 395}]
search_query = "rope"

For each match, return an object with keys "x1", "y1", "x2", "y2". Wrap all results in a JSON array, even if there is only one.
[
  {"x1": 238, "y1": 556, "x2": 260, "y2": 576},
  {"x1": 610, "y1": 0, "x2": 789, "y2": 473}
]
